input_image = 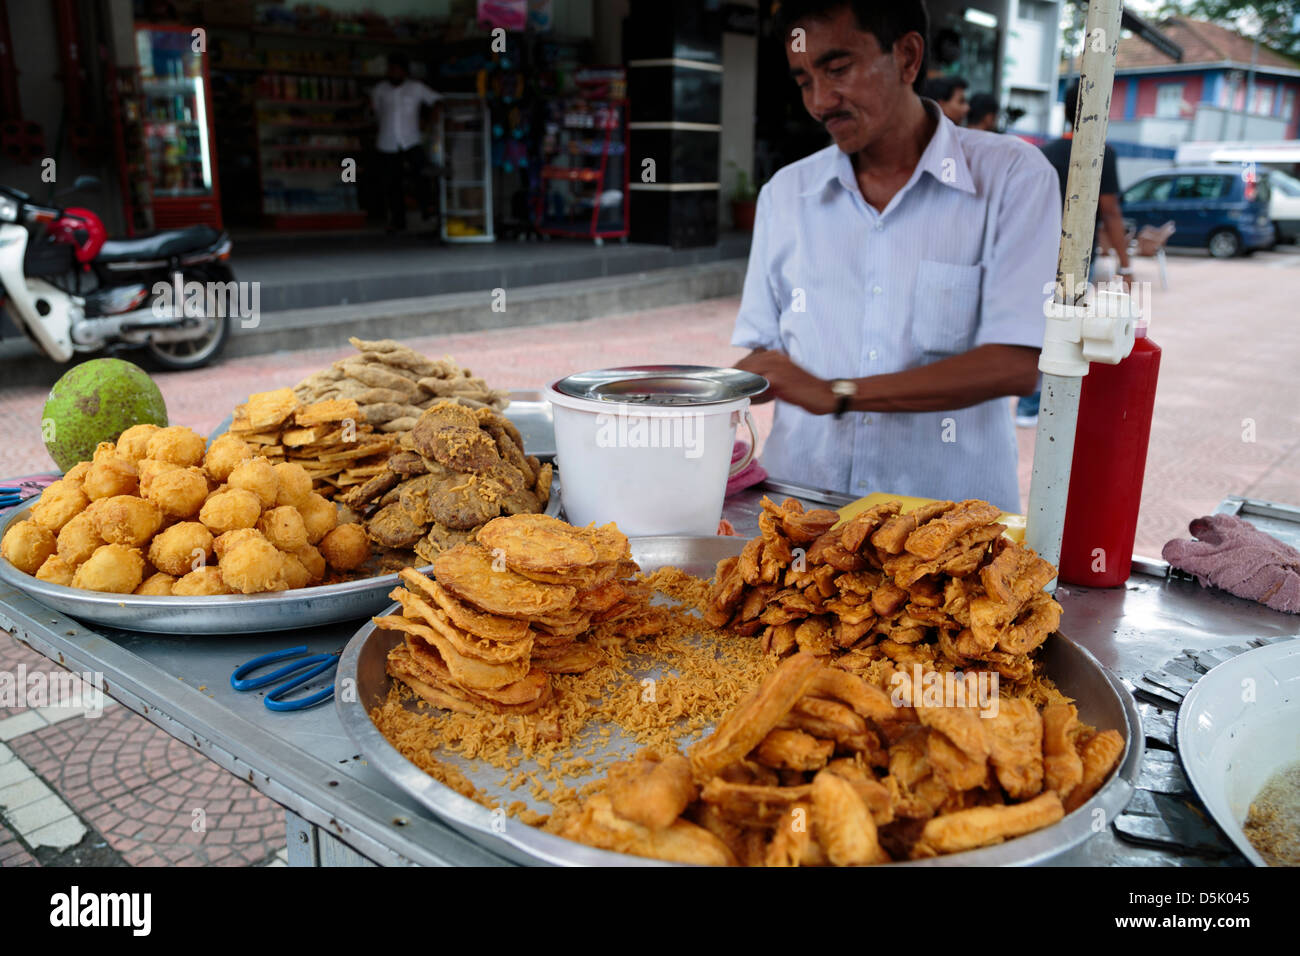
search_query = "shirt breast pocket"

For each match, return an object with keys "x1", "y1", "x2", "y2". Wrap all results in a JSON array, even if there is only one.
[{"x1": 912, "y1": 260, "x2": 982, "y2": 357}]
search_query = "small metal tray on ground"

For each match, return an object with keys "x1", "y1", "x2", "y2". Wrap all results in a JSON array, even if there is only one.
[
  {"x1": 0, "y1": 478, "x2": 561, "y2": 636},
  {"x1": 336, "y1": 534, "x2": 1143, "y2": 867}
]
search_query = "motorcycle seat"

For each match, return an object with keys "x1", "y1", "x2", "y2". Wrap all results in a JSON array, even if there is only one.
[{"x1": 96, "y1": 226, "x2": 223, "y2": 263}]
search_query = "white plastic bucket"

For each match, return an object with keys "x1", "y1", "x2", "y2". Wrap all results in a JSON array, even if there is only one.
[{"x1": 548, "y1": 385, "x2": 757, "y2": 536}]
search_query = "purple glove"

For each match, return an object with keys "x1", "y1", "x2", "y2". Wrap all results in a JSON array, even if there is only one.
[{"x1": 1162, "y1": 513, "x2": 1300, "y2": 614}]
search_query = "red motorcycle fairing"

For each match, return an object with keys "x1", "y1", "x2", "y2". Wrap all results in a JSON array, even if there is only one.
[{"x1": 47, "y1": 206, "x2": 106, "y2": 264}]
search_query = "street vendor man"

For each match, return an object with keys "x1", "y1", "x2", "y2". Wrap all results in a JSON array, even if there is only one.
[{"x1": 733, "y1": 0, "x2": 1061, "y2": 512}]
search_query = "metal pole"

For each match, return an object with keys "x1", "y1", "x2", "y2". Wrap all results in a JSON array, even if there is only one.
[{"x1": 1025, "y1": 0, "x2": 1124, "y2": 581}]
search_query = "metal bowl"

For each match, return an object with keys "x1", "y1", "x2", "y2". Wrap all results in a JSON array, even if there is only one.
[
  {"x1": 337, "y1": 535, "x2": 1142, "y2": 866},
  {"x1": 0, "y1": 477, "x2": 562, "y2": 636}
]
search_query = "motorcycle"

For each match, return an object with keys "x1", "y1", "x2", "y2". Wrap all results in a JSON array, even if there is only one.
[{"x1": 0, "y1": 176, "x2": 235, "y2": 370}]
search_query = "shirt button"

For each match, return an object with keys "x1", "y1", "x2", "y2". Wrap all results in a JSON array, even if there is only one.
[
  {"x1": 872, "y1": 286, "x2": 882, "y2": 296},
  {"x1": 869, "y1": 349, "x2": 878, "y2": 360},
  {"x1": 858, "y1": 480, "x2": 870, "y2": 490},
  {"x1": 874, "y1": 220, "x2": 883, "y2": 231},
  {"x1": 864, "y1": 415, "x2": 873, "y2": 424}
]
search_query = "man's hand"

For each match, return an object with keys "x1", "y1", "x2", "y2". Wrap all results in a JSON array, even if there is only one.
[{"x1": 735, "y1": 349, "x2": 837, "y2": 415}]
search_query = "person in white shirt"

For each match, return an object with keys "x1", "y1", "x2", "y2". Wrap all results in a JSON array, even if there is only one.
[
  {"x1": 370, "y1": 53, "x2": 441, "y2": 232},
  {"x1": 731, "y1": 0, "x2": 1061, "y2": 511}
]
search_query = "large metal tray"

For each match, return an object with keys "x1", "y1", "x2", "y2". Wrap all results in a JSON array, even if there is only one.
[
  {"x1": 337, "y1": 534, "x2": 1143, "y2": 867},
  {"x1": 0, "y1": 477, "x2": 561, "y2": 636}
]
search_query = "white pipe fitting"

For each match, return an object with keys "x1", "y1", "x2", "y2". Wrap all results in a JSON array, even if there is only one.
[{"x1": 1039, "y1": 290, "x2": 1138, "y2": 377}]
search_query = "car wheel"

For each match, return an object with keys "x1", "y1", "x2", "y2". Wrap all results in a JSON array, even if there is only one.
[{"x1": 1208, "y1": 229, "x2": 1241, "y2": 259}]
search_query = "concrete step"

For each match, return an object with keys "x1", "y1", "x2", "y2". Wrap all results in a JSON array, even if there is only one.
[{"x1": 0, "y1": 260, "x2": 745, "y2": 389}]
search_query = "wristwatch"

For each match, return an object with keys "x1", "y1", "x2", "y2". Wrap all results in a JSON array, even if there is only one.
[{"x1": 829, "y1": 379, "x2": 857, "y2": 419}]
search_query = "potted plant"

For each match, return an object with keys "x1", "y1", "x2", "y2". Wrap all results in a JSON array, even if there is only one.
[{"x1": 728, "y1": 162, "x2": 758, "y2": 231}]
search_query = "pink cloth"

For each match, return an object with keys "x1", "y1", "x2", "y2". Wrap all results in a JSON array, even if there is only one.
[
  {"x1": 725, "y1": 441, "x2": 767, "y2": 498},
  {"x1": 1163, "y1": 514, "x2": 1300, "y2": 614},
  {"x1": 0, "y1": 473, "x2": 58, "y2": 517}
]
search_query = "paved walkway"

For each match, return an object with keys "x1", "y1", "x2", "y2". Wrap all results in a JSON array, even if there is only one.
[{"x1": 1, "y1": 246, "x2": 1298, "y2": 866}]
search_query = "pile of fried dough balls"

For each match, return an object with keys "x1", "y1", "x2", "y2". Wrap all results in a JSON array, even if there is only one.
[{"x1": 1, "y1": 424, "x2": 371, "y2": 595}]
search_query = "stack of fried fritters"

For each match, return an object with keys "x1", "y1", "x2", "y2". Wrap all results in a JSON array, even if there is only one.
[
  {"x1": 381, "y1": 515, "x2": 660, "y2": 716},
  {"x1": 228, "y1": 388, "x2": 395, "y2": 499},
  {"x1": 555, "y1": 653, "x2": 1125, "y2": 866},
  {"x1": 340, "y1": 401, "x2": 553, "y2": 562},
  {"x1": 705, "y1": 497, "x2": 1062, "y2": 681}
]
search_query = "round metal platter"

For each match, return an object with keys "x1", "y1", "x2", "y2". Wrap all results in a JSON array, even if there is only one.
[
  {"x1": 0, "y1": 478, "x2": 561, "y2": 636},
  {"x1": 1177, "y1": 640, "x2": 1300, "y2": 866},
  {"x1": 337, "y1": 534, "x2": 1143, "y2": 867},
  {"x1": 552, "y1": 365, "x2": 768, "y2": 407}
]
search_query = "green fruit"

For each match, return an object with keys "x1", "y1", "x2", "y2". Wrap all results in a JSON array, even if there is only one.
[{"x1": 42, "y1": 359, "x2": 169, "y2": 472}]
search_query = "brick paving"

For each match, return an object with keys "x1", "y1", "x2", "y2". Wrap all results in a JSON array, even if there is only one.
[{"x1": 1, "y1": 247, "x2": 1297, "y2": 867}]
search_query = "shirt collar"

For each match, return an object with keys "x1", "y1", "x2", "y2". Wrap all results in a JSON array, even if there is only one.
[{"x1": 802, "y1": 99, "x2": 976, "y2": 199}]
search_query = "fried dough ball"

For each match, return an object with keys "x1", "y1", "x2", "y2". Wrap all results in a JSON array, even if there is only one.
[
  {"x1": 279, "y1": 553, "x2": 311, "y2": 590},
  {"x1": 56, "y1": 511, "x2": 103, "y2": 566},
  {"x1": 91, "y1": 441, "x2": 118, "y2": 462},
  {"x1": 228, "y1": 457, "x2": 279, "y2": 509},
  {"x1": 30, "y1": 480, "x2": 89, "y2": 532},
  {"x1": 257, "y1": 506, "x2": 308, "y2": 552},
  {"x1": 294, "y1": 544, "x2": 326, "y2": 584},
  {"x1": 116, "y1": 424, "x2": 162, "y2": 463},
  {"x1": 82, "y1": 456, "x2": 139, "y2": 499},
  {"x1": 2, "y1": 520, "x2": 58, "y2": 574},
  {"x1": 62, "y1": 460, "x2": 91, "y2": 489},
  {"x1": 35, "y1": 553, "x2": 76, "y2": 586},
  {"x1": 204, "y1": 433, "x2": 253, "y2": 483},
  {"x1": 213, "y1": 528, "x2": 261, "y2": 559},
  {"x1": 172, "y1": 565, "x2": 231, "y2": 596},
  {"x1": 145, "y1": 426, "x2": 206, "y2": 467},
  {"x1": 92, "y1": 495, "x2": 163, "y2": 547},
  {"x1": 135, "y1": 572, "x2": 176, "y2": 596},
  {"x1": 199, "y1": 488, "x2": 262, "y2": 535},
  {"x1": 298, "y1": 493, "x2": 337, "y2": 545},
  {"x1": 136, "y1": 458, "x2": 182, "y2": 496},
  {"x1": 218, "y1": 535, "x2": 286, "y2": 594},
  {"x1": 319, "y1": 523, "x2": 370, "y2": 572},
  {"x1": 71, "y1": 544, "x2": 144, "y2": 593},
  {"x1": 148, "y1": 521, "x2": 214, "y2": 576},
  {"x1": 142, "y1": 466, "x2": 209, "y2": 519},
  {"x1": 273, "y1": 462, "x2": 313, "y2": 509}
]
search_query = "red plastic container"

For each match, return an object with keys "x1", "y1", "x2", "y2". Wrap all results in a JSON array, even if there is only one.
[{"x1": 1058, "y1": 331, "x2": 1162, "y2": 587}]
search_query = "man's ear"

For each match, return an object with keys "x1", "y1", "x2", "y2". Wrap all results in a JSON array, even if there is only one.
[{"x1": 894, "y1": 32, "x2": 925, "y2": 90}]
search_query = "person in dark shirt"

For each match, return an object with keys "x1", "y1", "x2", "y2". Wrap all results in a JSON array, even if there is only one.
[
  {"x1": 1017, "y1": 80, "x2": 1133, "y2": 427},
  {"x1": 967, "y1": 92, "x2": 999, "y2": 131},
  {"x1": 923, "y1": 75, "x2": 969, "y2": 125}
]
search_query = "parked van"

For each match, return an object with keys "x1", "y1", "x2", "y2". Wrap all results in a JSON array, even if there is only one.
[{"x1": 1122, "y1": 165, "x2": 1273, "y2": 258}]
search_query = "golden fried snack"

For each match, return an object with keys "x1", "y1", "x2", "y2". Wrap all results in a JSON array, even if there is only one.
[
  {"x1": 1042, "y1": 703, "x2": 1084, "y2": 798},
  {"x1": 399, "y1": 572, "x2": 531, "y2": 643},
  {"x1": 72, "y1": 544, "x2": 144, "y2": 593},
  {"x1": 530, "y1": 641, "x2": 604, "y2": 673},
  {"x1": 257, "y1": 506, "x2": 309, "y2": 552},
  {"x1": 135, "y1": 572, "x2": 176, "y2": 596},
  {"x1": 279, "y1": 554, "x2": 311, "y2": 589},
  {"x1": 142, "y1": 466, "x2": 209, "y2": 519},
  {"x1": 272, "y1": 462, "x2": 312, "y2": 508},
  {"x1": 914, "y1": 791, "x2": 1064, "y2": 856},
  {"x1": 92, "y1": 495, "x2": 163, "y2": 548},
  {"x1": 386, "y1": 646, "x2": 551, "y2": 716},
  {"x1": 559, "y1": 794, "x2": 737, "y2": 866},
  {"x1": 148, "y1": 522, "x2": 214, "y2": 576},
  {"x1": 82, "y1": 456, "x2": 139, "y2": 499},
  {"x1": 199, "y1": 489, "x2": 262, "y2": 535},
  {"x1": 298, "y1": 493, "x2": 337, "y2": 545},
  {"x1": 30, "y1": 480, "x2": 89, "y2": 532},
  {"x1": 690, "y1": 652, "x2": 823, "y2": 779},
  {"x1": 294, "y1": 544, "x2": 326, "y2": 584},
  {"x1": 1063, "y1": 729, "x2": 1125, "y2": 812},
  {"x1": 203, "y1": 433, "x2": 253, "y2": 482},
  {"x1": 376, "y1": 615, "x2": 529, "y2": 690},
  {"x1": 115, "y1": 423, "x2": 161, "y2": 463},
  {"x1": 228, "y1": 456, "x2": 279, "y2": 509},
  {"x1": 811, "y1": 769, "x2": 890, "y2": 865},
  {"x1": 218, "y1": 534, "x2": 286, "y2": 594},
  {"x1": 56, "y1": 511, "x2": 102, "y2": 566},
  {"x1": 61, "y1": 460, "x2": 91, "y2": 490},
  {"x1": 904, "y1": 499, "x2": 1004, "y2": 559},
  {"x1": 432, "y1": 543, "x2": 576, "y2": 620},
  {"x1": 145, "y1": 425, "x2": 206, "y2": 467},
  {"x1": 35, "y1": 553, "x2": 76, "y2": 586},
  {"x1": 172, "y1": 566, "x2": 231, "y2": 596},
  {"x1": 871, "y1": 501, "x2": 956, "y2": 554},
  {"x1": 318, "y1": 523, "x2": 370, "y2": 572},
  {"x1": 606, "y1": 752, "x2": 697, "y2": 831},
  {"x1": 214, "y1": 528, "x2": 261, "y2": 560},
  {"x1": 754, "y1": 729, "x2": 835, "y2": 772},
  {"x1": 985, "y1": 698, "x2": 1044, "y2": 800},
  {"x1": 136, "y1": 458, "x2": 181, "y2": 495},
  {"x1": 476, "y1": 513, "x2": 600, "y2": 571}
]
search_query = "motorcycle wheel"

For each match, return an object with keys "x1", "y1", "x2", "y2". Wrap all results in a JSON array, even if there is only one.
[{"x1": 144, "y1": 265, "x2": 233, "y2": 371}]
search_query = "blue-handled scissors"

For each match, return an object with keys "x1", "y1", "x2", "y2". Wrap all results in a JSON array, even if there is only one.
[
  {"x1": 230, "y1": 645, "x2": 339, "y2": 712},
  {"x1": 1, "y1": 486, "x2": 28, "y2": 508}
]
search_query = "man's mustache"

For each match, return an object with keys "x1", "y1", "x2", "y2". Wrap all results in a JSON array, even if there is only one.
[{"x1": 820, "y1": 111, "x2": 852, "y2": 127}]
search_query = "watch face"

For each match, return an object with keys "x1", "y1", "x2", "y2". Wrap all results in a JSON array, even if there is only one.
[{"x1": 831, "y1": 380, "x2": 856, "y2": 397}]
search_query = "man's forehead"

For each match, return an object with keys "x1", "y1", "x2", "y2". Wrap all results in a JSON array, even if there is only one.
[{"x1": 784, "y1": 16, "x2": 882, "y2": 66}]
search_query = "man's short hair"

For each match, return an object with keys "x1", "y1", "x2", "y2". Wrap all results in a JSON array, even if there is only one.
[
  {"x1": 968, "y1": 92, "x2": 998, "y2": 126},
  {"x1": 922, "y1": 74, "x2": 968, "y2": 103},
  {"x1": 388, "y1": 52, "x2": 410, "y2": 72},
  {"x1": 774, "y1": 0, "x2": 931, "y2": 94},
  {"x1": 1064, "y1": 80, "x2": 1080, "y2": 128}
]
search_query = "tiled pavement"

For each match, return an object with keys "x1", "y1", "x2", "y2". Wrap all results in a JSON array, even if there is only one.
[{"x1": 1, "y1": 247, "x2": 1298, "y2": 867}]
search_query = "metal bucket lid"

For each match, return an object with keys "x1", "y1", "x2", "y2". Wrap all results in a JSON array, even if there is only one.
[{"x1": 552, "y1": 365, "x2": 768, "y2": 407}]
